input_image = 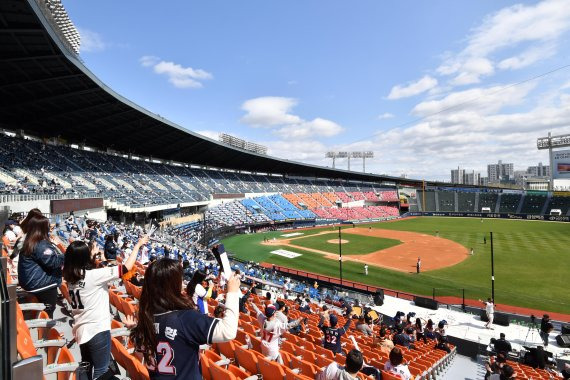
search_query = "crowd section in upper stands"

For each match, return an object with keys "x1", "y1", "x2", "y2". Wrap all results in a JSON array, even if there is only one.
[
  {"x1": 206, "y1": 192, "x2": 400, "y2": 226},
  {"x1": 0, "y1": 134, "x2": 399, "y2": 214}
]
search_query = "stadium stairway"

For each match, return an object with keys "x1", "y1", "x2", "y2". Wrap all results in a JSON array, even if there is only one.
[
  {"x1": 494, "y1": 194, "x2": 502, "y2": 213},
  {"x1": 516, "y1": 194, "x2": 525, "y2": 214},
  {"x1": 439, "y1": 355, "x2": 482, "y2": 380}
]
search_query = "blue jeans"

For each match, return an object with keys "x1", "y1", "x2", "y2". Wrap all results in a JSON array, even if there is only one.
[{"x1": 79, "y1": 330, "x2": 111, "y2": 380}]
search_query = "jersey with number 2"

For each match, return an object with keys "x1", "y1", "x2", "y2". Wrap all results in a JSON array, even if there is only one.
[{"x1": 149, "y1": 309, "x2": 218, "y2": 379}]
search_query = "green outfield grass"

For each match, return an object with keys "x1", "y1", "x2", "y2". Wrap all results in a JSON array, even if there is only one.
[
  {"x1": 289, "y1": 233, "x2": 401, "y2": 255},
  {"x1": 222, "y1": 217, "x2": 570, "y2": 314}
]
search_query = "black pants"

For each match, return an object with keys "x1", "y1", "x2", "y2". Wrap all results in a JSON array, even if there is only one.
[{"x1": 31, "y1": 286, "x2": 58, "y2": 318}]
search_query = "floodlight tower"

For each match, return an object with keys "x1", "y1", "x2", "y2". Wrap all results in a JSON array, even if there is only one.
[
  {"x1": 325, "y1": 151, "x2": 348, "y2": 169},
  {"x1": 537, "y1": 132, "x2": 570, "y2": 191},
  {"x1": 351, "y1": 151, "x2": 374, "y2": 173}
]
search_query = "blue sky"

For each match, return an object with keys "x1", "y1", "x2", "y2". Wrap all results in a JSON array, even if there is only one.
[{"x1": 64, "y1": 0, "x2": 570, "y2": 181}]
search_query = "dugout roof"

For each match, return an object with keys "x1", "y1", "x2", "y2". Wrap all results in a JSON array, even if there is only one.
[{"x1": 0, "y1": 0, "x2": 433, "y2": 187}]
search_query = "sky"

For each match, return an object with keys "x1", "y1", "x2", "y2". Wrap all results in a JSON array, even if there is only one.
[{"x1": 64, "y1": 0, "x2": 570, "y2": 181}]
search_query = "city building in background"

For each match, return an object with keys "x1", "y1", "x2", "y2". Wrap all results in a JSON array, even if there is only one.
[
  {"x1": 487, "y1": 160, "x2": 514, "y2": 182},
  {"x1": 450, "y1": 167, "x2": 481, "y2": 185}
]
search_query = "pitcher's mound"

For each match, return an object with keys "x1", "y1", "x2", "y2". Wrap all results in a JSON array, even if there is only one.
[{"x1": 327, "y1": 239, "x2": 349, "y2": 244}]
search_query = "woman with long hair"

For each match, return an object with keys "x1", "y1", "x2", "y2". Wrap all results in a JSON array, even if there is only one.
[
  {"x1": 63, "y1": 234, "x2": 148, "y2": 380},
  {"x1": 425, "y1": 319, "x2": 436, "y2": 340},
  {"x1": 17, "y1": 214, "x2": 64, "y2": 317},
  {"x1": 10, "y1": 208, "x2": 43, "y2": 261},
  {"x1": 131, "y1": 259, "x2": 240, "y2": 379},
  {"x1": 186, "y1": 269, "x2": 212, "y2": 314}
]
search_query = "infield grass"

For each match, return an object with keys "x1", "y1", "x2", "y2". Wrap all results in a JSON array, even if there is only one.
[
  {"x1": 223, "y1": 217, "x2": 570, "y2": 314},
  {"x1": 289, "y1": 233, "x2": 401, "y2": 255}
]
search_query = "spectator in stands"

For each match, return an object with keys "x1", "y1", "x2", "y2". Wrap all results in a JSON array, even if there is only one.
[
  {"x1": 103, "y1": 234, "x2": 119, "y2": 264},
  {"x1": 238, "y1": 282, "x2": 255, "y2": 314},
  {"x1": 394, "y1": 326, "x2": 416, "y2": 349},
  {"x1": 252, "y1": 303, "x2": 305, "y2": 363},
  {"x1": 493, "y1": 333, "x2": 512, "y2": 354},
  {"x1": 356, "y1": 316, "x2": 373, "y2": 336},
  {"x1": 299, "y1": 298, "x2": 312, "y2": 314},
  {"x1": 384, "y1": 347, "x2": 412, "y2": 380},
  {"x1": 436, "y1": 320, "x2": 447, "y2": 338},
  {"x1": 372, "y1": 328, "x2": 394, "y2": 354},
  {"x1": 63, "y1": 235, "x2": 148, "y2": 380},
  {"x1": 540, "y1": 314, "x2": 553, "y2": 347},
  {"x1": 182, "y1": 260, "x2": 193, "y2": 282},
  {"x1": 88, "y1": 240, "x2": 101, "y2": 262},
  {"x1": 339, "y1": 298, "x2": 353, "y2": 317},
  {"x1": 132, "y1": 258, "x2": 240, "y2": 379},
  {"x1": 435, "y1": 335, "x2": 451, "y2": 353},
  {"x1": 319, "y1": 310, "x2": 352, "y2": 354},
  {"x1": 3, "y1": 220, "x2": 20, "y2": 247},
  {"x1": 485, "y1": 352, "x2": 506, "y2": 380},
  {"x1": 425, "y1": 319, "x2": 436, "y2": 339},
  {"x1": 18, "y1": 214, "x2": 64, "y2": 317},
  {"x1": 213, "y1": 305, "x2": 225, "y2": 318},
  {"x1": 316, "y1": 348, "x2": 363, "y2": 380},
  {"x1": 11, "y1": 208, "x2": 43, "y2": 260},
  {"x1": 489, "y1": 364, "x2": 516, "y2": 380},
  {"x1": 186, "y1": 270, "x2": 212, "y2": 314},
  {"x1": 414, "y1": 317, "x2": 426, "y2": 343}
]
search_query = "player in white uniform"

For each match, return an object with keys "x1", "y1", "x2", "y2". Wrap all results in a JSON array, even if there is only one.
[{"x1": 63, "y1": 234, "x2": 148, "y2": 379}]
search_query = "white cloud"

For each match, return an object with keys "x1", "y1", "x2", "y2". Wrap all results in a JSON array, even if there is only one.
[
  {"x1": 497, "y1": 44, "x2": 556, "y2": 70},
  {"x1": 139, "y1": 56, "x2": 212, "y2": 89},
  {"x1": 387, "y1": 75, "x2": 438, "y2": 99},
  {"x1": 240, "y1": 96, "x2": 343, "y2": 139},
  {"x1": 78, "y1": 27, "x2": 106, "y2": 53},
  {"x1": 241, "y1": 97, "x2": 302, "y2": 127},
  {"x1": 275, "y1": 118, "x2": 343, "y2": 139},
  {"x1": 411, "y1": 83, "x2": 535, "y2": 117},
  {"x1": 366, "y1": 86, "x2": 570, "y2": 178},
  {"x1": 437, "y1": 0, "x2": 570, "y2": 84},
  {"x1": 378, "y1": 112, "x2": 395, "y2": 120},
  {"x1": 562, "y1": 80, "x2": 570, "y2": 89}
]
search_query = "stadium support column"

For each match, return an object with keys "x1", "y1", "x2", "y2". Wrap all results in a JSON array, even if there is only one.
[
  {"x1": 338, "y1": 227, "x2": 343, "y2": 285},
  {"x1": 548, "y1": 132, "x2": 554, "y2": 191},
  {"x1": 490, "y1": 232, "x2": 495, "y2": 302}
]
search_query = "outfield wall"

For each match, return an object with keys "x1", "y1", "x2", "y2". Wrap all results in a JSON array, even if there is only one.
[{"x1": 406, "y1": 211, "x2": 570, "y2": 222}]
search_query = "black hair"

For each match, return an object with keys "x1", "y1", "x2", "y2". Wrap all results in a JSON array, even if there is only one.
[
  {"x1": 345, "y1": 349, "x2": 363, "y2": 374},
  {"x1": 185, "y1": 270, "x2": 207, "y2": 304},
  {"x1": 63, "y1": 241, "x2": 95, "y2": 284}
]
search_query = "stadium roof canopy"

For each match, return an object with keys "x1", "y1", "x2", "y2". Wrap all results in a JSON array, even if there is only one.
[{"x1": 0, "y1": 0, "x2": 432, "y2": 186}]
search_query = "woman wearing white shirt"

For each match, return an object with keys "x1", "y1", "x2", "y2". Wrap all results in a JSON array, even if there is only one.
[
  {"x1": 384, "y1": 347, "x2": 412, "y2": 380},
  {"x1": 186, "y1": 270, "x2": 212, "y2": 314},
  {"x1": 63, "y1": 234, "x2": 148, "y2": 379}
]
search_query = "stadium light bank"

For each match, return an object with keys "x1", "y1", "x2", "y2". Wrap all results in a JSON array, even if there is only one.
[{"x1": 537, "y1": 132, "x2": 570, "y2": 191}]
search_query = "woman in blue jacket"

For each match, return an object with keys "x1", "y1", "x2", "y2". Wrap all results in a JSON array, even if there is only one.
[{"x1": 18, "y1": 215, "x2": 64, "y2": 317}]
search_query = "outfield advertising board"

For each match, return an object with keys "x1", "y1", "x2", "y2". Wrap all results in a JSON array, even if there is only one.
[
  {"x1": 406, "y1": 211, "x2": 570, "y2": 222},
  {"x1": 553, "y1": 149, "x2": 570, "y2": 179}
]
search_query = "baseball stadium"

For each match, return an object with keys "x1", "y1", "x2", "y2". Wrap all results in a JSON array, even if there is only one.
[{"x1": 1, "y1": 1, "x2": 570, "y2": 379}]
